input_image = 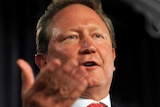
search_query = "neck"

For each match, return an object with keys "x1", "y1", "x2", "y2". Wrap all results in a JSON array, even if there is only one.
[{"x1": 80, "y1": 86, "x2": 110, "y2": 101}]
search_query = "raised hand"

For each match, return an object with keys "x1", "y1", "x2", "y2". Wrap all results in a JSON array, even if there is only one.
[{"x1": 17, "y1": 59, "x2": 88, "y2": 107}]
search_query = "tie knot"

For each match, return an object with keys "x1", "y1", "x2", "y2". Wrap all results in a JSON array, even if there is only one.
[{"x1": 87, "y1": 103, "x2": 107, "y2": 107}]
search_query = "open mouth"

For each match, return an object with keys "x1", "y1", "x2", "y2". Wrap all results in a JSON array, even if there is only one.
[{"x1": 83, "y1": 61, "x2": 98, "y2": 66}]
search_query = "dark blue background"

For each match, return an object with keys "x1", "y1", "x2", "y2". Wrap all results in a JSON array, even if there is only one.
[{"x1": 0, "y1": 0, "x2": 160, "y2": 107}]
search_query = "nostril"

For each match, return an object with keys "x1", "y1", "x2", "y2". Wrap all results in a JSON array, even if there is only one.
[{"x1": 79, "y1": 46, "x2": 96, "y2": 54}]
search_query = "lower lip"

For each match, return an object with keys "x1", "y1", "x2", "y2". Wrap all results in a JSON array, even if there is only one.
[{"x1": 84, "y1": 65, "x2": 99, "y2": 70}]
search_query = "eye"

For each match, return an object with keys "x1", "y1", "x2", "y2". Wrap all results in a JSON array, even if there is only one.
[
  {"x1": 93, "y1": 34, "x2": 104, "y2": 39},
  {"x1": 95, "y1": 34, "x2": 101, "y2": 38},
  {"x1": 68, "y1": 35, "x2": 75, "y2": 39},
  {"x1": 64, "y1": 35, "x2": 76, "y2": 40}
]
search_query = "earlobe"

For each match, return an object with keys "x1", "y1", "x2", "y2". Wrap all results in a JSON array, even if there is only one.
[{"x1": 35, "y1": 53, "x2": 47, "y2": 69}]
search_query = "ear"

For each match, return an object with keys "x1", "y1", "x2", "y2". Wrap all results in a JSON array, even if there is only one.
[
  {"x1": 35, "y1": 53, "x2": 47, "y2": 69},
  {"x1": 112, "y1": 48, "x2": 116, "y2": 60},
  {"x1": 112, "y1": 48, "x2": 116, "y2": 71}
]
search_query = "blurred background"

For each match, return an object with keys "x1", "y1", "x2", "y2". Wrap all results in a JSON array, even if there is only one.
[{"x1": 0, "y1": 0, "x2": 160, "y2": 107}]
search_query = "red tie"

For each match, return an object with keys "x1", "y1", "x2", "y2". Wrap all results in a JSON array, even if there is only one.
[{"x1": 87, "y1": 103, "x2": 107, "y2": 107}]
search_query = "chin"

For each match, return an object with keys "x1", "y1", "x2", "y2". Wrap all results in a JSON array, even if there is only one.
[{"x1": 87, "y1": 77, "x2": 101, "y2": 87}]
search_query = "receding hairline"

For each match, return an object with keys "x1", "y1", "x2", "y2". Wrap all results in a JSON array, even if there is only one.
[
  {"x1": 48, "y1": 3, "x2": 109, "y2": 29},
  {"x1": 36, "y1": 0, "x2": 116, "y2": 53}
]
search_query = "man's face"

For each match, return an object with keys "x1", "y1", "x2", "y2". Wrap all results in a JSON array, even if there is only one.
[{"x1": 46, "y1": 4, "x2": 116, "y2": 94}]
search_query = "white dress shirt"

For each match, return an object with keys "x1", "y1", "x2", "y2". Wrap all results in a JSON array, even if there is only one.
[{"x1": 72, "y1": 94, "x2": 111, "y2": 107}]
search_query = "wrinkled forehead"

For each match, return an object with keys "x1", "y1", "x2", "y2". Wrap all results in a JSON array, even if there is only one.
[{"x1": 49, "y1": 4, "x2": 108, "y2": 32}]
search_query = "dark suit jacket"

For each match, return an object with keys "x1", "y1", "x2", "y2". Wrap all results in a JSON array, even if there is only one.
[
  {"x1": 111, "y1": 101, "x2": 118, "y2": 107},
  {"x1": 111, "y1": 95, "x2": 127, "y2": 107},
  {"x1": 111, "y1": 95, "x2": 120, "y2": 107}
]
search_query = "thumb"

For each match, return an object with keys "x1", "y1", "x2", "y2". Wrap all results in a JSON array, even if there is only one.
[{"x1": 17, "y1": 59, "x2": 35, "y2": 98}]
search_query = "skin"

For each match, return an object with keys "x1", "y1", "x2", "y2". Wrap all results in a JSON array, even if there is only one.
[{"x1": 17, "y1": 4, "x2": 116, "y2": 107}]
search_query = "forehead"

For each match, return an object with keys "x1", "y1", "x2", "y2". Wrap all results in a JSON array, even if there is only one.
[{"x1": 50, "y1": 4, "x2": 108, "y2": 32}]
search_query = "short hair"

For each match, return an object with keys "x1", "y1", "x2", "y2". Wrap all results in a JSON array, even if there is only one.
[{"x1": 36, "y1": 0, "x2": 116, "y2": 53}]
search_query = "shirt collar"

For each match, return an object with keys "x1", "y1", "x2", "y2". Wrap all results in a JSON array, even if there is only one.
[{"x1": 72, "y1": 94, "x2": 111, "y2": 107}]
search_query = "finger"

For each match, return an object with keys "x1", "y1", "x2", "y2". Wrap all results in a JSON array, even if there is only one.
[
  {"x1": 66, "y1": 68, "x2": 88, "y2": 100},
  {"x1": 41, "y1": 58, "x2": 61, "y2": 73},
  {"x1": 67, "y1": 78, "x2": 88, "y2": 101},
  {"x1": 54, "y1": 60, "x2": 88, "y2": 100},
  {"x1": 52, "y1": 72, "x2": 88, "y2": 106},
  {"x1": 16, "y1": 59, "x2": 35, "y2": 97},
  {"x1": 62, "y1": 59, "x2": 78, "y2": 75},
  {"x1": 31, "y1": 59, "x2": 62, "y2": 92}
]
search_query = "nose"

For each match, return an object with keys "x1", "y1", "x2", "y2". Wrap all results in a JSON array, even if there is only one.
[{"x1": 79, "y1": 39, "x2": 97, "y2": 54}]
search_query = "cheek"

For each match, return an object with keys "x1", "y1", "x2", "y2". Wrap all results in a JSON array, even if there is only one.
[
  {"x1": 47, "y1": 44, "x2": 78, "y2": 63},
  {"x1": 99, "y1": 45, "x2": 115, "y2": 74},
  {"x1": 100, "y1": 45, "x2": 114, "y2": 61}
]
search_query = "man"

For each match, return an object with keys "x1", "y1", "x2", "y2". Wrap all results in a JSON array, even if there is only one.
[{"x1": 17, "y1": 0, "x2": 117, "y2": 107}]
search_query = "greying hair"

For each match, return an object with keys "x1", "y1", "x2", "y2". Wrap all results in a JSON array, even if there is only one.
[{"x1": 36, "y1": 0, "x2": 116, "y2": 53}]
